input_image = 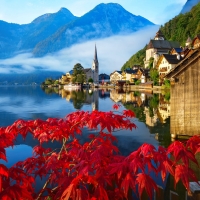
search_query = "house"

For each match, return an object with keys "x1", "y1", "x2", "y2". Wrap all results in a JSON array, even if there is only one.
[
  {"x1": 122, "y1": 68, "x2": 147, "y2": 83},
  {"x1": 156, "y1": 54, "x2": 181, "y2": 84},
  {"x1": 144, "y1": 29, "x2": 180, "y2": 68},
  {"x1": 60, "y1": 70, "x2": 73, "y2": 84},
  {"x1": 99, "y1": 73, "x2": 110, "y2": 83},
  {"x1": 110, "y1": 71, "x2": 123, "y2": 83},
  {"x1": 165, "y1": 47, "x2": 200, "y2": 138}
]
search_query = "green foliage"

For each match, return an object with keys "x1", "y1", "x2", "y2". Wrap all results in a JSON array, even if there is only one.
[
  {"x1": 88, "y1": 78, "x2": 94, "y2": 83},
  {"x1": 72, "y1": 63, "x2": 86, "y2": 84},
  {"x1": 148, "y1": 57, "x2": 154, "y2": 69},
  {"x1": 122, "y1": 2, "x2": 200, "y2": 71},
  {"x1": 121, "y1": 46, "x2": 146, "y2": 71},
  {"x1": 149, "y1": 94, "x2": 159, "y2": 109},
  {"x1": 163, "y1": 79, "x2": 171, "y2": 89},
  {"x1": 164, "y1": 91, "x2": 170, "y2": 101},
  {"x1": 135, "y1": 79, "x2": 141, "y2": 85},
  {"x1": 71, "y1": 90, "x2": 86, "y2": 109},
  {"x1": 150, "y1": 69, "x2": 159, "y2": 85},
  {"x1": 160, "y1": 2, "x2": 200, "y2": 45},
  {"x1": 123, "y1": 103, "x2": 146, "y2": 122},
  {"x1": 54, "y1": 80, "x2": 59, "y2": 85},
  {"x1": 44, "y1": 78, "x2": 54, "y2": 85}
]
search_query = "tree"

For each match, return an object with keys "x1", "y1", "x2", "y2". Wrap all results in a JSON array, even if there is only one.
[
  {"x1": 148, "y1": 57, "x2": 154, "y2": 69},
  {"x1": 72, "y1": 63, "x2": 86, "y2": 84},
  {"x1": 0, "y1": 107, "x2": 199, "y2": 199},
  {"x1": 150, "y1": 69, "x2": 159, "y2": 85},
  {"x1": 88, "y1": 78, "x2": 93, "y2": 83}
]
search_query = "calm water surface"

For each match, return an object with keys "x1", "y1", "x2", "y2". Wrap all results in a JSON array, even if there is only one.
[{"x1": 0, "y1": 86, "x2": 182, "y2": 198}]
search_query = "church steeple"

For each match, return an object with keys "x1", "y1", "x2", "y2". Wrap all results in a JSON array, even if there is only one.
[
  {"x1": 92, "y1": 44, "x2": 99, "y2": 72},
  {"x1": 94, "y1": 44, "x2": 98, "y2": 61}
]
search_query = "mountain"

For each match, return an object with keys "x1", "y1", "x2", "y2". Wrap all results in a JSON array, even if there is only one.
[
  {"x1": 180, "y1": 0, "x2": 200, "y2": 14},
  {"x1": 0, "y1": 7, "x2": 77, "y2": 59},
  {"x1": 0, "y1": 71, "x2": 63, "y2": 85},
  {"x1": 0, "y1": 3, "x2": 154, "y2": 59},
  {"x1": 33, "y1": 3, "x2": 154, "y2": 56},
  {"x1": 19, "y1": 8, "x2": 77, "y2": 50},
  {"x1": 121, "y1": 2, "x2": 200, "y2": 70}
]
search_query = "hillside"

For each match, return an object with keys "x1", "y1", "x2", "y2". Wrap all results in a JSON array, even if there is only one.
[
  {"x1": 121, "y1": 46, "x2": 146, "y2": 70},
  {"x1": 160, "y1": 2, "x2": 200, "y2": 46},
  {"x1": 121, "y1": 2, "x2": 200, "y2": 70}
]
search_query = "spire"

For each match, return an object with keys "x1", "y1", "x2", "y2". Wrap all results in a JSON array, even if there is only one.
[
  {"x1": 154, "y1": 29, "x2": 165, "y2": 40},
  {"x1": 94, "y1": 44, "x2": 98, "y2": 62},
  {"x1": 92, "y1": 44, "x2": 99, "y2": 73}
]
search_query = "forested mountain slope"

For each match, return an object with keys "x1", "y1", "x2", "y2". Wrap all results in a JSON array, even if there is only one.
[{"x1": 121, "y1": 2, "x2": 200, "y2": 70}]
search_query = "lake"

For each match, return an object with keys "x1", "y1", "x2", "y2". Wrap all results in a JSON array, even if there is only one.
[{"x1": 0, "y1": 86, "x2": 192, "y2": 199}]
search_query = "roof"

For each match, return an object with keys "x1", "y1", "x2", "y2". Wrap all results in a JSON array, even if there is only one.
[
  {"x1": 165, "y1": 48, "x2": 200, "y2": 79},
  {"x1": 83, "y1": 68, "x2": 92, "y2": 72},
  {"x1": 110, "y1": 71, "x2": 122, "y2": 76},
  {"x1": 172, "y1": 48, "x2": 183, "y2": 53},
  {"x1": 69, "y1": 70, "x2": 73, "y2": 75},
  {"x1": 163, "y1": 54, "x2": 181, "y2": 64},
  {"x1": 147, "y1": 40, "x2": 180, "y2": 50},
  {"x1": 124, "y1": 69, "x2": 138, "y2": 74},
  {"x1": 155, "y1": 29, "x2": 165, "y2": 39},
  {"x1": 186, "y1": 36, "x2": 192, "y2": 43}
]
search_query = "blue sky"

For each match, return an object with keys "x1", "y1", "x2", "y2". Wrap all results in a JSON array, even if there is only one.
[
  {"x1": 0, "y1": 0, "x2": 188, "y2": 74},
  {"x1": 0, "y1": 0, "x2": 186, "y2": 25}
]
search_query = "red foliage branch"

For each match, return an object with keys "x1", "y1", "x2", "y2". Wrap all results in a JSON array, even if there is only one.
[{"x1": 0, "y1": 107, "x2": 199, "y2": 200}]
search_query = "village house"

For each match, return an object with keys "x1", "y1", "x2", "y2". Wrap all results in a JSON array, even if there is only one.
[
  {"x1": 110, "y1": 68, "x2": 148, "y2": 85},
  {"x1": 110, "y1": 71, "x2": 123, "y2": 83},
  {"x1": 144, "y1": 29, "x2": 180, "y2": 68},
  {"x1": 156, "y1": 54, "x2": 181, "y2": 84},
  {"x1": 60, "y1": 70, "x2": 73, "y2": 84}
]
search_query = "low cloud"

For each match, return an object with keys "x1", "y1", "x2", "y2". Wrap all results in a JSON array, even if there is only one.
[{"x1": 0, "y1": 25, "x2": 158, "y2": 75}]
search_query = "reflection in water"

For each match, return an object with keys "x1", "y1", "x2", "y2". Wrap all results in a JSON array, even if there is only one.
[
  {"x1": 3, "y1": 86, "x2": 199, "y2": 199},
  {"x1": 59, "y1": 89, "x2": 99, "y2": 110}
]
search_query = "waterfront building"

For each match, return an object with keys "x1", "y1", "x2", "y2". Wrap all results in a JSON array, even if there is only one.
[
  {"x1": 165, "y1": 47, "x2": 200, "y2": 138},
  {"x1": 110, "y1": 71, "x2": 123, "y2": 83},
  {"x1": 144, "y1": 29, "x2": 180, "y2": 68},
  {"x1": 156, "y1": 54, "x2": 182, "y2": 84}
]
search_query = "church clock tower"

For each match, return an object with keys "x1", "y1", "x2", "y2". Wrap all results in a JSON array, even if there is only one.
[{"x1": 92, "y1": 44, "x2": 99, "y2": 83}]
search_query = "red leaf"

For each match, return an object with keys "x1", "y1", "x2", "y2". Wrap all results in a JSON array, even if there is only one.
[
  {"x1": 121, "y1": 173, "x2": 136, "y2": 198},
  {"x1": 113, "y1": 104, "x2": 120, "y2": 110},
  {"x1": 175, "y1": 165, "x2": 198, "y2": 190},
  {"x1": 0, "y1": 164, "x2": 8, "y2": 177},
  {"x1": 0, "y1": 148, "x2": 7, "y2": 162},
  {"x1": 123, "y1": 110, "x2": 135, "y2": 118},
  {"x1": 136, "y1": 173, "x2": 157, "y2": 200}
]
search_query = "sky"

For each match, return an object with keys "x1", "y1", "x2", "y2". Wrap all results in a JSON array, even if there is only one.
[
  {"x1": 0, "y1": 0, "x2": 187, "y2": 74},
  {"x1": 0, "y1": 0, "x2": 186, "y2": 25}
]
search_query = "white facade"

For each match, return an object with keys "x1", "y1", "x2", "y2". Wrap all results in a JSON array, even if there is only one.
[{"x1": 110, "y1": 71, "x2": 123, "y2": 83}]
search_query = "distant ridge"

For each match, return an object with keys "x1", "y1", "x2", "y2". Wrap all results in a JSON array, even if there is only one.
[{"x1": 0, "y1": 3, "x2": 154, "y2": 59}]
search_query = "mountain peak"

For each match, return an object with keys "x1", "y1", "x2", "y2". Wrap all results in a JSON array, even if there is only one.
[{"x1": 58, "y1": 7, "x2": 73, "y2": 14}]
